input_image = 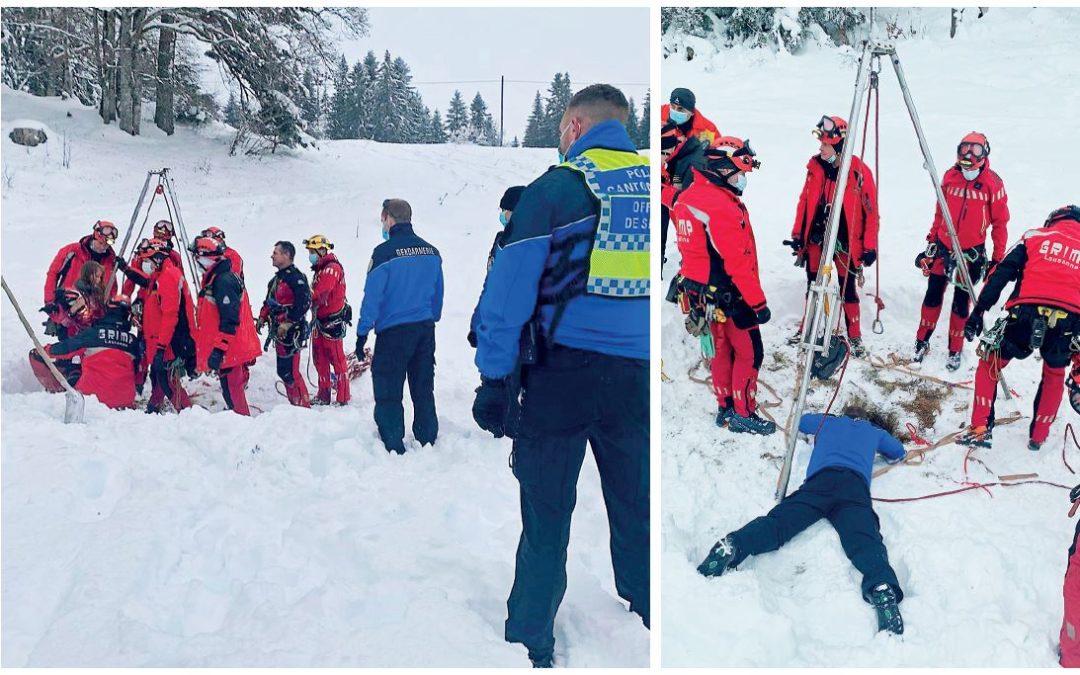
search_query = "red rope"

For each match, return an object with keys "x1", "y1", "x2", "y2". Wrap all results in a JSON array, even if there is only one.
[
  {"x1": 1065, "y1": 423, "x2": 1079, "y2": 475},
  {"x1": 904, "y1": 422, "x2": 931, "y2": 447},
  {"x1": 873, "y1": 479, "x2": 1070, "y2": 504}
]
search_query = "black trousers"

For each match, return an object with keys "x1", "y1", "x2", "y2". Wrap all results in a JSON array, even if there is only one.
[
  {"x1": 505, "y1": 346, "x2": 649, "y2": 659},
  {"x1": 729, "y1": 467, "x2": 901, "y2": 602},
  {"x1": 371, "y1": 320, "x2": 437, "y2": 452}
]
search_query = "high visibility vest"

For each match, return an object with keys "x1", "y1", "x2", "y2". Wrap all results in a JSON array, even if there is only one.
[{"x1": 560, "y1": 148, "x2": 651, "y2": 298}]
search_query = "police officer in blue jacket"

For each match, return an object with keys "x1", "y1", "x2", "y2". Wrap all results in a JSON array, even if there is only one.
[
  {"x1": 356, "y1": 198, "x2": 444, "y2": 454},
  {"x1": 471, "y1": 84, "x2": 650, "y2": 667},
  {"x1": 697, "y1": 404, "x2": 908, "y2": 635}
]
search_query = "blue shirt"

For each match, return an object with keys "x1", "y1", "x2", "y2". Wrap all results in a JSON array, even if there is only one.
[
  {"x1": 356, "y1": 223, "x2": 443, "y2": 335},
  {"x1": 800, "y1": 414, "x2": 906, "y2": 486},
  {"x1": 474, "y1": 119, "x2": 649, "y2": 378}
]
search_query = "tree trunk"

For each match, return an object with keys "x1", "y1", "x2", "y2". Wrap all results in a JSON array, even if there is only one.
[
  {"x1": 950, "y1": 8, "x2": 959, "y2": 38},
  {"x1": 97, "y1": 9, "x2": 117, "y2": 125},
  {"x1": 154, "y1": 13, "x2": 176, "y2": 135},
  {"x1": 129, "y1": 9, "x2": 146, "y2": 136},
  {"x1": 117, "y1": 10, "x2": 135, "y2": 134}
]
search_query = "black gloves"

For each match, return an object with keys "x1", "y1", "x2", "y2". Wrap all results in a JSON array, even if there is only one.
[
  {"x1": 861, "y1": 249, "x2": 877, "y2": 267},
  {"x1": 684, "y1": 304, "x2": 708, "y2": 337},
  {"x1": 355, "y1": 333, "x2": 367, "y2": 356},
  {"x1": 467, "y1": 330, "x2": 478, "y2": 349},
  {"x1": 472, "y1": 376, "x2": 510, "y2": 438},
  {"x1": 208, "y1": 347, "x2": 225, "y2": 371},
  {"x1": 754, "y1": 305, "x2": 771, "y2": 325},
  {"x1": 964, "y1": 311, "x2": 984, "y2": 342},
  {"x1": 115, "y1": 256, "x2": 128, "y2": 272},
  {"x1": 783, "y1": 237, "x2": 803, "y2": 255}
]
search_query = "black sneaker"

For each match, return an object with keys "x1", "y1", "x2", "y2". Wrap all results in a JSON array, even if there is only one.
[
  {"x1": 787, "y1": 330, "x2": 803, "y2": 346},
  {"x1": 1028, "y1": 439, "x2": 1043, "y2": 451},
  {"x1": 912, "y1": 339, "x2": 930, "y2": 363},
  {"x1": 946, "y1": 351, "x2": 961, "y2": 372},
  {"x1": 956, "y1": 425, "x2": 992, "y2": 448},
  {"x1": 715, "y1": 406, "x2": 733, "y2": 428},
  {"x1": 698, "y1": 536, "x2": 737, "y2": 578},
  {"x1": 868, "y1": 583, "x2": 904, "y2": 635},
  {"x1": 849, "y1": 337, "x2": 868, "y2": 359},
  {"x1": 728, "y1": 411, "x2": 777, "y2": 435},
  {"x1": 528, "y1": 651, "x2": 553, "y2": 668}
]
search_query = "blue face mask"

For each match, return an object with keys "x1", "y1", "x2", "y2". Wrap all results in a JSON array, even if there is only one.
[
  {"x1": 499, "y1": 212, "x2": 509, "y2": 227},
  {"x1": 669, "y1": 109, "x2": 691, "y2": 125},
  {"x1": 381, "y1": 230, "x2": 390, "y2": 241},
  {"x1": 734, "y1": 174, "x2": 747, "y2": 193},
  {"x1": 962, "y1": 168, "x2": 980, "y2": 181},
  {"x1": 308, "y1": 252, "x2": 319, "y2": 265}
]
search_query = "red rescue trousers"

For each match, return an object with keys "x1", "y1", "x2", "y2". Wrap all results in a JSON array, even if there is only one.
[
  {"x1": 220, "y1": 363, "x2": 252, "y2": 416},
  {"x1": 1062, "y1": 521, "x2": 1080, "y2": 667},
  {"x1": 312, "y1": 332, "x2": 350, "y2": 405},
  {"x1": 276, "y1": 342, "x2": 310, "y2": 408},
  {"x1": 709, "y1": 320, "x2": 764, "y2": 417}
]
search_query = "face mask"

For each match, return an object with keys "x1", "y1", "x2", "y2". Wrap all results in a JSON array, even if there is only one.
[
  {"x1": 669, "y1": 109, "x2": 690, "y2": 125},
  {"x1": 824, "y1": 153, "x2": 837, "y2": 164},
  {"x1": 499, "y1": 212, "x2": 509, "y2": 227},
  {"x1": 734, "y1": 174, "x2": 747, "y2": 192},
  {"x1": 382, "y1": 230, "x2": 390, "y2": 242},
  {"x1": 557, "y1": 122, "x2": 574, "y2": 163},
  {"x1": 309, "y1": 252, "x2": 319, "y2": 265},
  {"x1": 962, "y1": 168, "x2": 980, "y2": 181},
  {"x1": 141, "y1": 260, "x2": 156, "y2": 275},
  {"x1": 197, "y1": 256, "x2": 216, "y2": 270}
]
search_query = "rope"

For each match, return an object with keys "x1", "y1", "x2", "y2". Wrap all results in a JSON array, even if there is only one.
[
  {"x1": 872, "y1": 479, "x2": 1069, "y2": 504},
  {"x1": 872, "y1": 411, "x2": 1025, "y2": 478},
  {"x1": 1065, "y1": 423, "x2": 1079, "y2": 475}
]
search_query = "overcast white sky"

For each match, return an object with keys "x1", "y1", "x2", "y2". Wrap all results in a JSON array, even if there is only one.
[{"x1": 334, "y1": 7, "x2": 650, "y2": 143}]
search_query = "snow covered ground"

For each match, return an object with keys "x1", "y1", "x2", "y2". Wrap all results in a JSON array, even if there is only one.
[
  {"x1": 661, "y1": 7, "x2": 1079, "y2": 667},
  {"x1": 0, "y1": 87, "x2": 648, "y2": 667}
]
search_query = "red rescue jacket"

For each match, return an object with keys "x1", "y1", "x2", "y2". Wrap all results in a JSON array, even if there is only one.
[
  {"x1": 976, "y1": 218, "x2": 1080, "y2": 315},
  {"x1": 926, "y1": 162, "x2": 1009, "y2": 261},
  {"x1": 143, "y1": 258, "x2": 196, "y2": 360},
  {"x1": 194, "y1": 258, "x2": 261, "y2": 372},
  {"x1": 224, "y1": 246, "x2": 244, "y2": 279},
  {"x1": 672, "y1": 170, "x2": 766, "y2": 327},
  {"x1": 311, "y1": 254, "x2": 346, "y2": 319},
  {"x1": 791, "y1": 155, "x2": 879, "y2": 263},
  {"x1": 44, "y1": 235, "x2": 116, "y2": 304}
]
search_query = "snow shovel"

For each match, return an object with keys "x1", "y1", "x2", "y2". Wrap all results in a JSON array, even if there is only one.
[{"x1": 1, "y1": 276, "x2": 85, "y2": 423}]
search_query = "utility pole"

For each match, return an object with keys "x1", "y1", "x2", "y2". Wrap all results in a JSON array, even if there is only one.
[{"x1": 500, "y1": 75, "x2": 505, "y2": 147}]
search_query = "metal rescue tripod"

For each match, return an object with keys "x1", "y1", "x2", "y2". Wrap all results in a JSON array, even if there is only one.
[
  {"x1": 774, "y1": 37, "x2": 1015, "y2": 501},
  {"x1": 105, "y1": 168, "x2": 202, "y2": 296}
]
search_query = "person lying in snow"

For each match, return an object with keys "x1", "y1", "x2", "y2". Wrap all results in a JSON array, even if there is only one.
[{"x1": 697, "y1": 403, "x2": 908, "y2": 635}]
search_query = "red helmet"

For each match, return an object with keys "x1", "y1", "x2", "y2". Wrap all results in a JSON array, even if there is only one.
[
  {"x1": 1044, "y1": 204, "x2": 1080, "y2": 228},
  {"x1": 201, "y1": 226, "x2": 226, "y2": 242},
  {"x1": 144, "y1": 238, "x2": 173, "y2": 262},
  {"x1": 702, "y1": 137, "x2": 760, "y2": 178},
  {"x1": 153, "y1": 219, "x2": 175, "y2": 239},
  {"x1": 957, "y1": 132, "x2": 990, "y2": 169},
  {"x1": 189, "y1": 235, "x2": 225, "y2": 258},
  {"x1": 812, "y1": 115, "x2": 847, "y2": 146},
  {"x1": 93, "y1": 220, "x2": 118, "y2": 244}
]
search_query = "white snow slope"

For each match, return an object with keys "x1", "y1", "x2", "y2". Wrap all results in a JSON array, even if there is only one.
[
  {"x1": 661, "y1": 7, "x2": 1079, "y2": 668},
  {"x1": 0, "y1": 87, "x2": 648, "y2": 667}
]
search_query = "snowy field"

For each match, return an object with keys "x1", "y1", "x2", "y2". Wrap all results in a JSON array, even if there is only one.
[
  {"x1": 661, "y1": 8, "x2": 1079, "y2": 667},
  {"x1": 0, "y1": 87, "x2": 648, "y2": 667}
]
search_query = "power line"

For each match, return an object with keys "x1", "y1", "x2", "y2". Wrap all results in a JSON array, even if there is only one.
[{"x1": 414, "y1": 79, "x2": 648, "y2": 87}]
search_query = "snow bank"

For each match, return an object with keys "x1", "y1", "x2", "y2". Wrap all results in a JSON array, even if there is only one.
[
  {"x1": 662, "y1": 7, "x2": 1079, "y2": 667},
  {"x1": 0, "y1": 86, "x2": 647, "y2": 667}
]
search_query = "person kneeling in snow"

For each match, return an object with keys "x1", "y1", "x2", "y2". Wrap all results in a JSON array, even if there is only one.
[
  {"x1": 697, "y1": 404, "x2": 907, "y2": 635},
  {"x1": 30, "y1": 298, "x2": 141, "y2": 409},
  {"x1": 1062, "y1": 484, "x2": 1080, "y2": 666}
]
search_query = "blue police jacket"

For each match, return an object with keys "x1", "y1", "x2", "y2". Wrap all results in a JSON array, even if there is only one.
[
  {"x1": 474, "y1": 119, "x2": 649, "y2": 378},
  {"x1": 356, "y1": 222, "x2": 444, "y2": 336}
]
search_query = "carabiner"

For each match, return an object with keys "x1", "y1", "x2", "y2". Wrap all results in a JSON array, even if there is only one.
[{"x1": 872, "y1": 318, "x2": 885, "y2": 335}]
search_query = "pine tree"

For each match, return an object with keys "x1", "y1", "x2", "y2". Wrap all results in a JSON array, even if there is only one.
[
  {"x1": 446, "y1": 90, "x2": 468, "y2": 142},
  {"x1": 354, "y1": 51, "x2": 379, "y2": 139},
  {"x1": 639, "y1": 90, "x2": 651, "y2": 149},
  {"x1": 541, "y1": 72, "x2": 574, "y2": 146},
  {"x1": 224, "y1": 90, "x2": 241, "y2": 128},
  {"x1": 511, "y1": 136, "x2": 519, "y2": 148},
  {"x1": 429, "y1": 108, "x2": 448, "y2": 143},
  {"x1": 468, "y1": 92, "x2": 497, "y2": 146},
  {"x1": 625, "y1": 97, "x2": 640, "y2": 149},
  {"x1": 523, "y1": 91, "x2": 545, "y2": 147},
  {"x1": 327, "y1": 54, "x2": 353, "y2": 139}
]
